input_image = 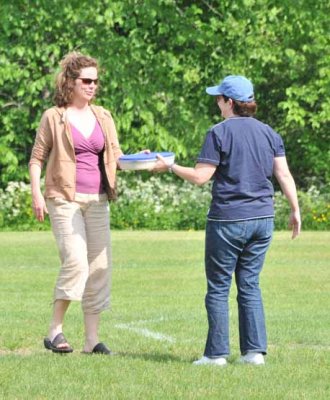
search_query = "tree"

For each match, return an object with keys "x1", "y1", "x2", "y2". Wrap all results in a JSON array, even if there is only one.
[{"x1": 0, "y1": 0, "x2": 329, "y2": 188}]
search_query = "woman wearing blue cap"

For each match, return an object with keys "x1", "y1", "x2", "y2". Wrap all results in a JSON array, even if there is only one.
[{"x1": 153, "y1": 75, "x2": 301, "y2": 366}]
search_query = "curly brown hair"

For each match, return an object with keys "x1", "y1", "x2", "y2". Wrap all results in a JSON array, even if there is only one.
[{"x1": 54, "y1": 52, "x2": 99, "y2": 107}]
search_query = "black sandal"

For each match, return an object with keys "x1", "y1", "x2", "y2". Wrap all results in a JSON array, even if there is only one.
[
  {"x1": 43, "y1": 337, "x2": 52, "y2": 350},
  {"x1": 43, "y1": 333, "x2": 73, "y2": 354},
  {"x1": 83, "y1": 342, "x2": 113, "y2": 355}
]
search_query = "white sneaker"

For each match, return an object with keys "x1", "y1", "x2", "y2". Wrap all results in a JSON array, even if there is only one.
[
  {"x1": 240, "y1": 352, "x2": 265, "y2": 365},
  {"x1": 193, "y1": 356, "x2": 227, "y2": 366}
]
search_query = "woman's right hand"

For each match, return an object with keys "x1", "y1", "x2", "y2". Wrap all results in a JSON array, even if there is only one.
[
  {"x1": 289, "y1": 209, "x2": 301, "y2": 239},
  {"x1": 32, "y1": 190, "x2": 48, "y2": 222}
]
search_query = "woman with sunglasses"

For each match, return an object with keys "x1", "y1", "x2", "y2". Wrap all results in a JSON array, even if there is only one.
[{"x1": 29, "y1": 52, "x2": 123, "y2": 354}]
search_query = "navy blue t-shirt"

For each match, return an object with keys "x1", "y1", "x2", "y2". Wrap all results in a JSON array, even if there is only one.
[{"x1": 197, "y1": 117, "x2": 285, "y2": 221}]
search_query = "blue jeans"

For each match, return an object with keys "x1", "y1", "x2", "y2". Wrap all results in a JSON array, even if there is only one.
[{"x1": 204, "y1": 218, "x2": 274, "y2": 357}]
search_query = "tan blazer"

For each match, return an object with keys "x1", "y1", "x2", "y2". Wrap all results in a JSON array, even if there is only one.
[{"x1": 29, "y1": 105, "x2": 123, "y2": 201}]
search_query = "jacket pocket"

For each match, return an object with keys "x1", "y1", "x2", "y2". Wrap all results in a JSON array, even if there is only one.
[{"x1": 46, "y1": 160, "x2": 75, "y2": 188}]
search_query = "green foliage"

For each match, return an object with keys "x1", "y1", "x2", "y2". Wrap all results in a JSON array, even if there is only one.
[
  {"x1": 112, "y1": 173, "x2": 212, "y2": 230},
  {"x1": 0, "y1": 0, "x2": 329, "y2": 188},
  {"x1": 274, "y1": 187, "x2": 330, "y2": 230},
  {"x1": 0, "y1": 181, "x2": 50, "y2": 231},
  {"x1": 1, "y1": 175, "x2": 329, "y2": 231},
  {"x1": 298, "y1": 186, "x2": 330, "y2": 230}
]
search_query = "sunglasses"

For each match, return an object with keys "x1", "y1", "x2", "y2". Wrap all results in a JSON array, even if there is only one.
[{"x1": 77, "y1": 78, "x2": 99, "y2": 85}]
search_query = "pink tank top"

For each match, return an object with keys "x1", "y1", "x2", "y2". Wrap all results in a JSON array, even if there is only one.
[{"x1": 71, "y1": 121, "x2": 105, "y2": 194}]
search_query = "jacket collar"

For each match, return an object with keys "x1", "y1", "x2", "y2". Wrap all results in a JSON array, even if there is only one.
[{"x1": 90, "y1": 104, "x2": 107, "y2": 120}]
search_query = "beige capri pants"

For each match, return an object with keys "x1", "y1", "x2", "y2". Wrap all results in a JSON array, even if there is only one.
[{"x1": 46, "y1": 193, "x2": 111, "y2": 314}]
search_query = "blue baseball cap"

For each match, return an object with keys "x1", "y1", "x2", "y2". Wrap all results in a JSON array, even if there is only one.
[{"x1": 206, "y1": 75, "x2": 254, "y2": 102}]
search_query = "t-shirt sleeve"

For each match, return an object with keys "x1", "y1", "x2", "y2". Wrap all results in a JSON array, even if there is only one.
[
  {"x1": 274, "y1": 133, "x2": 286, "y2": 157},
  {"x1": 197, "y1": 129, "x2": 220, "y2": 165}
]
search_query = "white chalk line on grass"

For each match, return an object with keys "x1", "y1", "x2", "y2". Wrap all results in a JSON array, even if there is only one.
[
  {"x1": 114, "y1": 318, "x2": 176, "y2": 343},
  {"x1": 114, "y1": 319, "x2": 330, "y2": 351},
  {"x1": 120, "y1": 317, "x2": 167, "y2": 326}
]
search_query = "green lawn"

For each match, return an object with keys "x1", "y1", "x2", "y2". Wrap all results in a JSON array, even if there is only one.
[{"x1": 0, "y1": 231, "x2": 329, "y2": 399}]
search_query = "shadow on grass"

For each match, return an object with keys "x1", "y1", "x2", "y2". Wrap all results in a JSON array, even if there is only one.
[
  {"x1": 0, "y1": 349, "x2": 192, "y2": 365},
  {"x1": 117, "y1": 350, "x2": 189, "y2": 363}
]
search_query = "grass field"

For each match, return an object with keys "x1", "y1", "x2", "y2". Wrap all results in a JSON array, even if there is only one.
[{"x1": 0, "y1": 230, "x2": 329, "y2": 399}]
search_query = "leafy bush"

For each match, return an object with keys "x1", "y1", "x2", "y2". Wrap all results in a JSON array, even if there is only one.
[
  {"x1": 111, "y1": 173, "x2": 212, "y2": 230},
  {"x1": 0, "y1": 176, "x2": 329, "y2": 231},
  {"x1": 298, "y1": 186, "x2": 330, "y2": 230},
  {"x1": 0, "y1": 1, "x2": 329, "y2": 188},
  {"x1": 274, "y1": 186, "x2": 330, "y2": 231},
  {"x1": 0, "y1": 181, "x2": 50, "y2": 231}
]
